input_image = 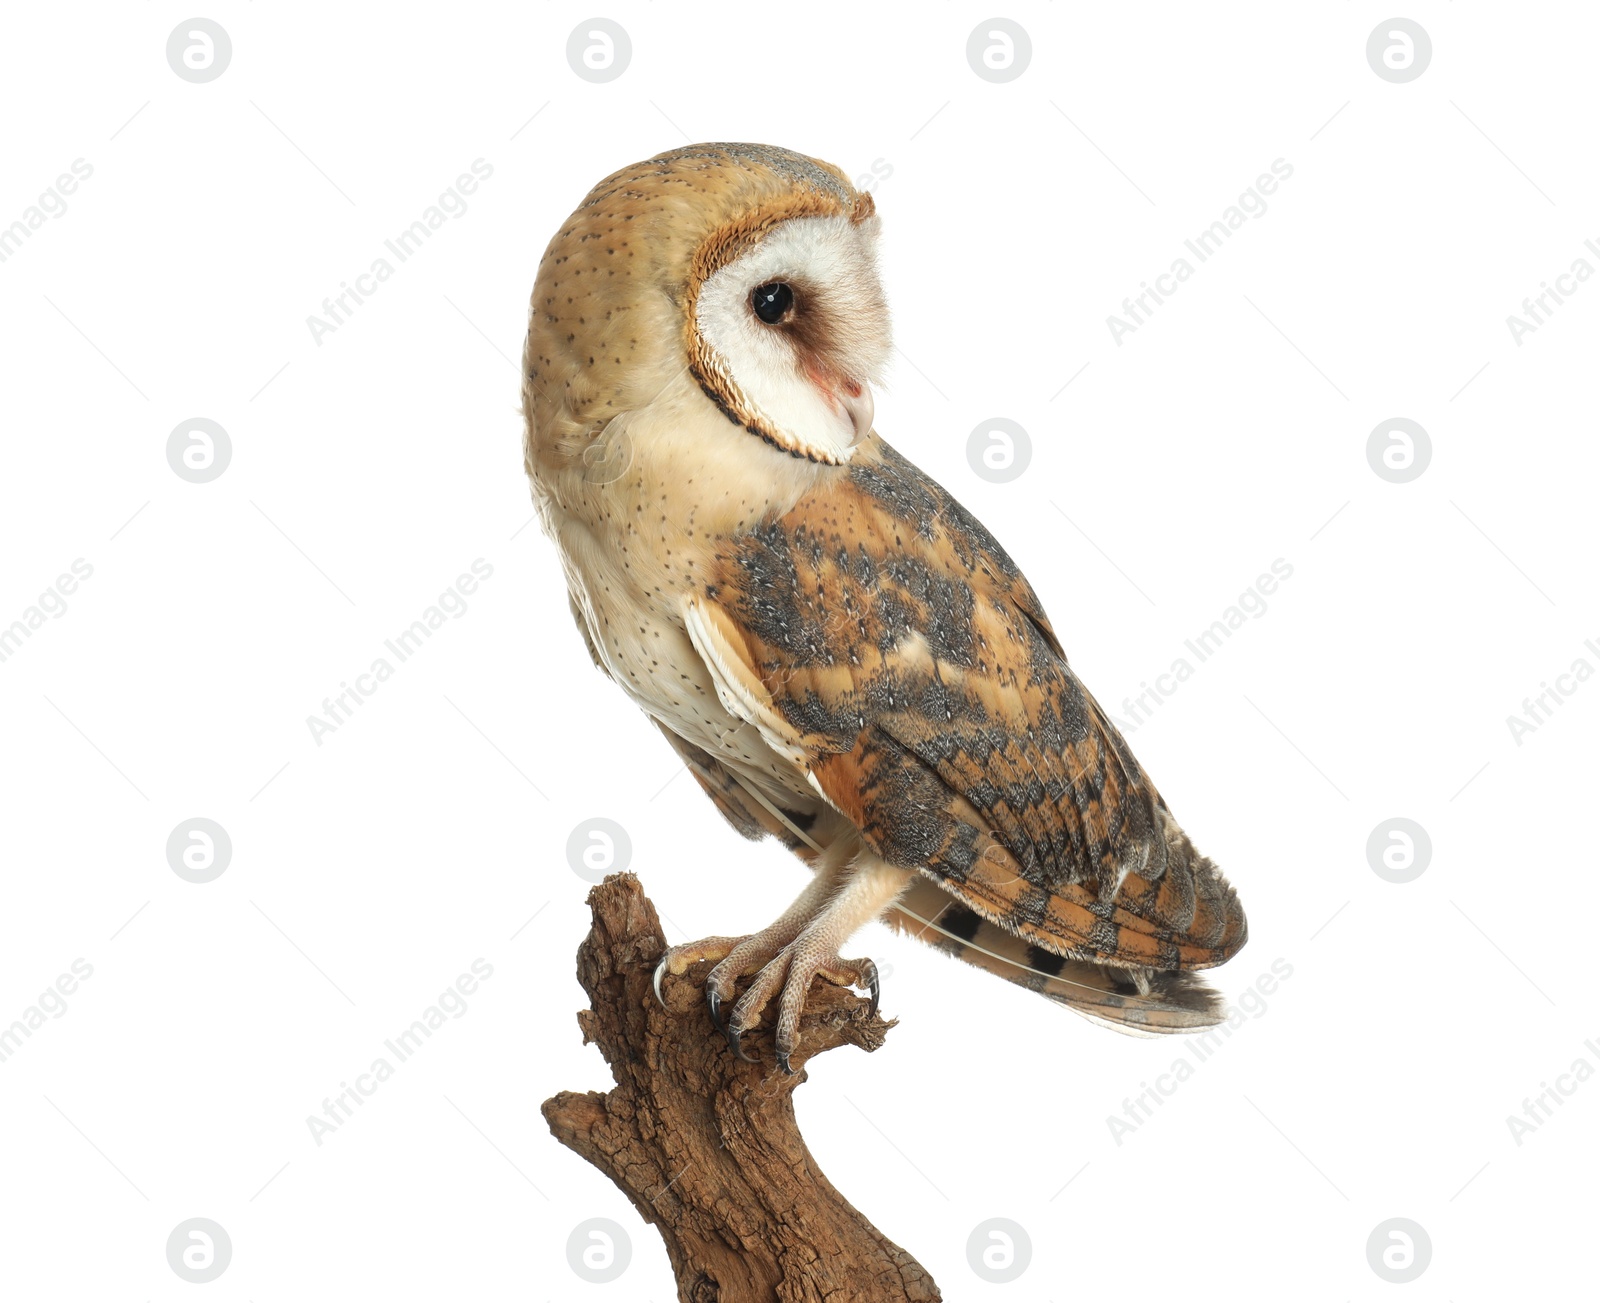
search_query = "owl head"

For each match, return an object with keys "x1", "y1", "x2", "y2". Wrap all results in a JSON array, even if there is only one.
[{"x1": 523, "y1": 143, "x2": 891, "y2": 489}]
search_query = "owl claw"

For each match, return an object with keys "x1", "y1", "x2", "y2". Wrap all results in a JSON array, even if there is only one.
[
  {"x1": 862, "y1": 959, "x2": 881, "y2": 1018},
  {"x1": 777, "y1": 1049, "x2": 796, "y2": 1075},
  {"x1": 652, "y1": 955, "x2": 668, "y2": 1009},
  {"x1": 706, "y1": 987, "x2": 725, "y2": 1033},
  {"x1": 726, "y1": 1023, "x2": 757, "y2": 1064}
]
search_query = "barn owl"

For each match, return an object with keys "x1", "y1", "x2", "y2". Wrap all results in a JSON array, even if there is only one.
[{"x1": 523, "y1": 144, "x2": 1246, "y2": 1072}]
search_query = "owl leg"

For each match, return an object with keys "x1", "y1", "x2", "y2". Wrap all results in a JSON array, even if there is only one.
[
  {"x1": 725, "y1": 853, "x2": 915, "y2": 1073},
  {"x1": 652, "y1": 838, "x2": 859, "y2": 1050}
]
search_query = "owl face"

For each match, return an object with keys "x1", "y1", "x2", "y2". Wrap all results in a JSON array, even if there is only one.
[
  {"x1": 688, "y1": 210, "x2": 890, "y2": 465},
  {"x1": 524, "y1": 145, "x2": 892, "y2": 485}
]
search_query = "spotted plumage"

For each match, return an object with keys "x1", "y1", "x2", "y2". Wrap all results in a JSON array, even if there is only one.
[
  {"x1": 523, "y1": 144, "x2": 1246, "y2": 1066},
  {"x1": 705, "y1": 440, "x2": 1244, "y2": 965}
]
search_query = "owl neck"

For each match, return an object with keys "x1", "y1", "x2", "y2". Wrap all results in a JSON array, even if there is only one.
[{"x1": 542, "y1": 388, "x2": 842, "y2": 536}]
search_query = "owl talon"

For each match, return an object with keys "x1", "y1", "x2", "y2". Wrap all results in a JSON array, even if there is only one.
[
  {"x1": 706, "y1": 987, "x2": 726, "y2": 1033},
  {"x1": 726, "y1": 1023, "x2": 757, "y2": 1064},
  {"x1": 651, "y1": 956, "x2": 668, "y2": 1009},
  {"x1": 777, "y1": 1049, "x2": 796, "y2": 1075}
]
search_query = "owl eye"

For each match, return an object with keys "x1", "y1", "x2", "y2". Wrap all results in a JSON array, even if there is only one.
[{"x1": 751, "y1": 282, "x2": 794, "y2": 324}]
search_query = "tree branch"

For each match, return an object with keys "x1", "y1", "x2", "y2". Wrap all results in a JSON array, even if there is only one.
[{"x1": 542, "y1": 872, "x2": 942, "y2": 1302}]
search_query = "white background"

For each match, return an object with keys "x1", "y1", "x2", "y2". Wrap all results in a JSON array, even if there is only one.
[{"x1": 2, "y1": 3, "x2": 1596, "y2": 1299}]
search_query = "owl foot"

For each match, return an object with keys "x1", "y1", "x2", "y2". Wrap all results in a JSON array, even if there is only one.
[
  {"x1": 726, "y1": 945, "x2": 880, "y2": 1074},
  {"x1": 652, "y1": 856, "x2": 909, "y2": 1073},
  {"x1": 654, "y1": 919, "x2": 817, "y2": 1056}
]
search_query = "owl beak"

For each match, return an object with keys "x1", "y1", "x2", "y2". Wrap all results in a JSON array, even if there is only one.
[{"x1": 837, "y1": 380, "x2": 875, "y2": 447}]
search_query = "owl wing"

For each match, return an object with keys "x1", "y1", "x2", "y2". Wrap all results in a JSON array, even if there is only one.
[{"x1": 684, "y1": 440, "x2": 1245, "y2": 975}]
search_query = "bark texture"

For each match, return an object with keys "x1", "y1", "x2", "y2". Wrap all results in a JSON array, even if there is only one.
[{"x1": 542, "y1": 873, "x2": 941, "y2": 1302}]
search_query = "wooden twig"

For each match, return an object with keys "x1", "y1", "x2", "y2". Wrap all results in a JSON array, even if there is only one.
[{"x1": 542, "y1": 872, "x2": 942, "y2": 1302}]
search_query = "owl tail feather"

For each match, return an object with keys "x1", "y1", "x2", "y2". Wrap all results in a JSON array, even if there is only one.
[{"x1": 886, "y1": 879, "x2": 1226, "y2": 1036}]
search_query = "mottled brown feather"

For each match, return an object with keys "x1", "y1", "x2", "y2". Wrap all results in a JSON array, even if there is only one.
[{"x1": 701, "y1": 439, "x2": 1247, "y2": 974}]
